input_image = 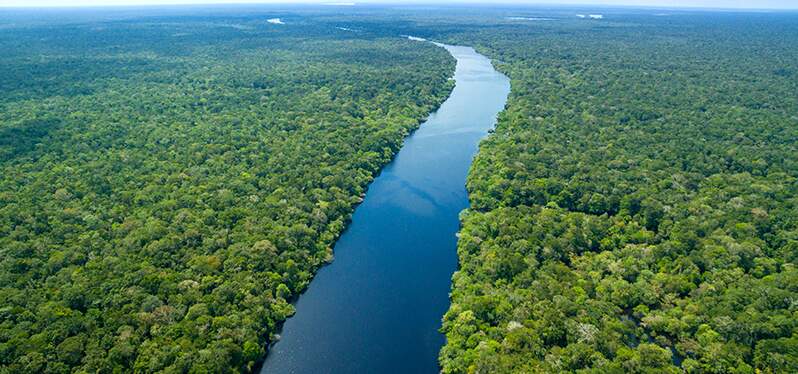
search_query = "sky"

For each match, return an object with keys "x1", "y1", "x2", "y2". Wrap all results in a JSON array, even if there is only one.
[{"x1": 0, "y1": 0, "x2": 796, "y2": 9}]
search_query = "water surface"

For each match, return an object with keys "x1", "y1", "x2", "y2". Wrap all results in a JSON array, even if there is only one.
[{"x1": 260, "y1": 43, "x2": 510, "y2": 374}]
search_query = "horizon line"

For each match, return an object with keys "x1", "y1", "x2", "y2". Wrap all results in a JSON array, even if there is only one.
[{"x1": 1, "y1": 1, "x2": 797, "y2": 11}]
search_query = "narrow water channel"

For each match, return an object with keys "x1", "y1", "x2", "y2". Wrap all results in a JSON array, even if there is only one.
[{"x1": 260, "y1": 42, "x2": 510, "y2": 373}]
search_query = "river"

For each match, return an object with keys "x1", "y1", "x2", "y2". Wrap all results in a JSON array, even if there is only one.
[{"x1": 260, "y1": 42, "x2": 510, "y2": 373}]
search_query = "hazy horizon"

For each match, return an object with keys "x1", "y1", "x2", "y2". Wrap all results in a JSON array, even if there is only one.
[{"x1": 1, "y1": 0, "x2": 797, "y2": 10}]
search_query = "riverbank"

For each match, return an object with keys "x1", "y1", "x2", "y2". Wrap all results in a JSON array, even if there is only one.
[{"x1": 259, "y1": 41, "x2": 509, "y2": 373}]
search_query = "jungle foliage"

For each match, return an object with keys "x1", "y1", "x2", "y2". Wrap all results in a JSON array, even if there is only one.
[
  {"x1": 0, "y1": 10, "x2": 455, "y2": 373},
  {"x1": 436, "y1": 11, "x2": 798, "y2": 374},
  {"x1": 3, "y1": 6, "x2": 798, "y2": 374}
]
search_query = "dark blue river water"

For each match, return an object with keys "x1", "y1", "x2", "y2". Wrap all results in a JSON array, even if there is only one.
[{"x1": 260, "y1": 43, "x2": 510, "y2": 374}]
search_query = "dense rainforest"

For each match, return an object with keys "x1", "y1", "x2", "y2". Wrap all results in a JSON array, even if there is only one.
[
  {"x1": 3, "y1": 5, "x2": 798, "y2": 374},
  {"x1": 0, "y1": 9, "x2": 455, "y2": 373},
  {"x1": 430, "y1": 10, "x2": 798, "y2": 374},
  {"x1": 315, "y1": 8, "x2": 798, "y2": 371}
]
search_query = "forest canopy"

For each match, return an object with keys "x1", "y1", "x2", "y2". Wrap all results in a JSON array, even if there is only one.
[
  {"x1": 430, "y1": 10, "x2": 798, "y2": 374},
  {"x1": 2, "y1": 6, "x2": 798, "y2": 374},
  {"x1": 0, "y1": 10, "x2": 454, "y2": 373}
]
